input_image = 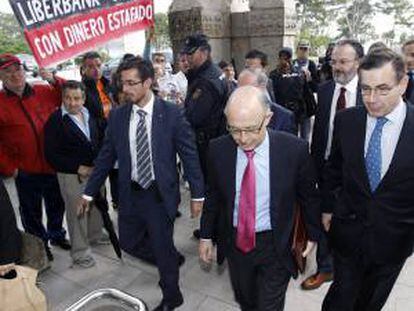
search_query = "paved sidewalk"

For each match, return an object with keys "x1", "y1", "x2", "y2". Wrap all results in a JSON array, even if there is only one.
[{"x1": 4, "y1": 179, "x2": 414, "y2": 310}]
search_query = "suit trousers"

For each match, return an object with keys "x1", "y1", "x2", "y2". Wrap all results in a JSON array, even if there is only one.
[
  {"x1": 57, "y1": 173, "x2": 103, "y2": 261},
  {"x1": 316, "y1": 230, "x2": 333, "y2": 273},
  {"x1": 322, "y1": 249, "x2": 405, "y2": 311},
  {"x1": 227, "y1": 230, "x2": 291, "y2": 311},
  {"x1": 15, "y1": 172, "x2": 66, "y2": 243},
  {"x1": 119, "y1": 182, "x2": 183, "y2": 308}
]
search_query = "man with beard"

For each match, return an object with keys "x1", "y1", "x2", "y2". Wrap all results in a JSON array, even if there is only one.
[
  {"x1": 304, "y1": 39, "x2": 364, "y2": 290},
  {"x1": 78, "y1": 58, "x2": 204, "y2": 310}
]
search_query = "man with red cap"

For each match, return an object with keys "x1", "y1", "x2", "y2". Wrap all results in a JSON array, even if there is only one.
[{"x1": 0, "y1": 53, "x2": 70, "y2": 261}]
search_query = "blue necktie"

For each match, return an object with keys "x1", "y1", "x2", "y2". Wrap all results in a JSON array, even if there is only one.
[
  {"x1": 365, "y1": 117, "x2": 388, "y2": 192},
  {"x1": 136, "y1": 110, "x2": 153, "y2": 189}
]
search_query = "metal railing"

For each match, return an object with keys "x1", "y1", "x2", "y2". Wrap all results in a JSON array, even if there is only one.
[{"x1": 65, "y1": 288, "x2": 148, "y2": 311}]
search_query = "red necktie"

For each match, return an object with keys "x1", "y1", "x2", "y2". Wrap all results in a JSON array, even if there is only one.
[
  {"x1": 336, "y1": 87, "x2": 347, "y2": 111},
  {"x1": 236, "y1": 150, "x2": 256, "y2": 253}
]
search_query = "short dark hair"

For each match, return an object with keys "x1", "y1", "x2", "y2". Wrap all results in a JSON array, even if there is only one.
[
  {"x1": 152, "y1": 52, "x2": 165, "y2": 60},
  {"x1": 218, "y1": 60, "x2": 230, "y2": 70},
  {"x1": 402, "y1": 39, "x2": 414, "y2": 50},
  {"x1": 358, "y1": 49, "x2": 406, "y2": 82},
  {"x1": 116, "y1": 58, "x2": 154, "y2": 82},
  {"x1": 367, "y1": 41, "x2": 388, "y2": 54},
  {"x1": 62, "y1": 80, "x2": 85, "y2": 97},
  {"x1": 245, "y1": 49, "x2": 268, "y2": 67},
  {"x1": 336, "y1": 39, "x2": 364, "y2": 59},
  {"x1": 81, "y1": 51, "x2": 101, "y2": 64}
]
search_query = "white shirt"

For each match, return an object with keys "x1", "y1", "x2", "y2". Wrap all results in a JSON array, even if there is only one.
[
  {"x1": 129, "y1": 93, "x2": 155, "y2": 182},
  {"x1": 364, "y1": 99, "x2": 406, "y2": 178},
  {"x1": 325, "y1": 75, "x2": 359, "y2": 159},
  {"x1": 173, "y1": 71, "x2": 188, "y2": 98}
]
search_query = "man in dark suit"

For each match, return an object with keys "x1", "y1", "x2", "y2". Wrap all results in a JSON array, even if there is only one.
[
  {"x1": 402, "y1": 40, "x2": 414, "y2": 104},
  {"x1": 305, "y1": 39, "x2": 364, "y2": 290},
  {"x1": 321, "y1": 49, "x2": 414, "y2": 311},
  {"x1": 199, "y1": 86, "x2": 322, "y2": 311},
  {"x1": 237, "y1": 68, "x2": 297, "y2": 135},
  {"x1": 78, "y1": 58, "x2": 204, "y2": 311},
  {"x1": 44, "y1": 80, "x2": 105, "y2": 268}
]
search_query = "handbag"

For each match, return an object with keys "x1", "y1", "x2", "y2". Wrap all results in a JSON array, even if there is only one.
[
  {"x1": 0, "y1": 265, "x2": 47, "y2": 311},
  {"x1": 291, "y1": 203, "x2": 308, "y2": 273}
]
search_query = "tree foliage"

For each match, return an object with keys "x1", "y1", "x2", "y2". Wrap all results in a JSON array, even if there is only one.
[
  {"x1": 0, "y1": 13, "x2": 31, "y2": 54},
  {"x1": 296, "y1": 0, "x2": 414, "y2": 52}
]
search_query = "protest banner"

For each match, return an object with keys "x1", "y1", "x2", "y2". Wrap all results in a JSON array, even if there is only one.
[{"x1": 9, "y1": 0, "x2": 154, "y2": 67}]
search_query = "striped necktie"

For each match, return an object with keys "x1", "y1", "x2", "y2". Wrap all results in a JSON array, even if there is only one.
[{"x1": 136, "y1": 110, "x2": 153, "y2": 189}]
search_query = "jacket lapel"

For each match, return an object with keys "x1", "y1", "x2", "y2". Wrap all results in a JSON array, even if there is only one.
[
  {"x1": 268, "y1": 131, "x2": 283, "y2": 224},
  {"x1": 352, "y1": 108, "x2": 371, "y2": 194},
  {"x1": 151, "y1": 97, "x2": 165, "y2": 180},
  {"x1": 122, "y1": 104, "x2": 133, "y2": 172},
  {"x1": 224, "y1": 137, "x2": 237, "y2": 223},
  {"x1": 377, "y1": 103, "x2": 414, "y2": 191},
  {"x1": 62, "y1": 114, "x2": 90, "y2": 144}
]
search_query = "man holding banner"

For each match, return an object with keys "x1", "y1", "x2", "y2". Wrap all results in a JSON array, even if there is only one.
[{"x1": 0, "y1": 53, "x2": 70, "y2": 261}]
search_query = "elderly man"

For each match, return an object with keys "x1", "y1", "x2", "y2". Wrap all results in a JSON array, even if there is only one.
[
  {"x1": 199, "y1": 86, "x2": 322, "y2": 311},
  {"x1": 44, "y1": 80, "x2": 106, "y2": 268},
  {"x1": 0, "y1": 53, "x2": 69, "y2": 261},
  {"x1": 237, "y1": 68, "x2": 296, "y2": 134},
  {"x1": 321, "y1": 49, "x2": 414, "y2": 311}
]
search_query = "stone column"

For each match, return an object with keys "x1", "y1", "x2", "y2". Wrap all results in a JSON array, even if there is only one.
[
  {"x1": 231, "y1": 0, "x2": 298, "y2": 72},
  {"x1": 168, "y1": 0, "x2": 232, "y2": 62}
]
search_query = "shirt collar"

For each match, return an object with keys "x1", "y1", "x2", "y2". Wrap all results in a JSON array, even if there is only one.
[
  {"x1": 132, "y1": 92, "x2": 154, "y2": 116},
  {"x1": 61, "y1": 105, "x2": 89, "y2": 118},
  {"x1": 238, "y1": 131, "x2": 269, "y2": 156},
  {"x1": 382, "y1": 98, "x2": 406, "y2": 125},
  {"x1": 335, "y1": 74, "x2": 358, "y2": 93}
]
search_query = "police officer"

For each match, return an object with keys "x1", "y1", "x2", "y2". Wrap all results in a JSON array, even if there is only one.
[
  {"x1": 182, "y1": 34, "x2": 227, "y2": 239},
  {"x1": 182, "y1": 34, "x2": 227, "y2": 178}
]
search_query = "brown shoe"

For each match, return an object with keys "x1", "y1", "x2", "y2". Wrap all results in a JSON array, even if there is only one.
[{"x1": 301, "y1": 272, "x2": 333, "y2": 290}]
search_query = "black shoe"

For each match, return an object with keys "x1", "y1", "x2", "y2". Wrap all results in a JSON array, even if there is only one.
[
  {"x1": 192, "y1": 229, "x2": 200, "y2": 240},
  {"x1": 45, "y1": 245, "x2": 54, "y2": 261},
  {"x1": 175, "y1": 210, "x2": 182, "y2": 218},
  {"x1": 51, "y1": 238, "x2": 71, "y2": 250},
  {"x1": 153, "y1": 302, "x2": 176, "y2": 311}
]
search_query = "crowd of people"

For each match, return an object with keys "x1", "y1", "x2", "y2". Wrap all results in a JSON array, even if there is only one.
[{"x1": 1, "y1": 34, "x2": 414, "y2": 311}]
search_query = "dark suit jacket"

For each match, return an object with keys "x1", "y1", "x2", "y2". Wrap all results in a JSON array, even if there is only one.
[
  {"x1": 44, "y1": 108, "x2": 102, "y2": 174},
  {"x1": 323, "y1": 104, "x2": 414, "y2": 264},
  {"x1": 405, "y1": 76, "x2": 414, "y2": 105},
  {"x1": 311, "y1": 80, "x2": 363, "y2": 182},
  {"x1": 200, "y1": 130, "x2": 322, "y2": 277},
  {"x1": 268, "y1": 101, "x2": 297, "y2": 135},
  {"x1": 0, "y1": 180, "x2": 21, "y2": 265},
  {"x1": 84, "y1": 96, "x2": 205, "y2": 219}
]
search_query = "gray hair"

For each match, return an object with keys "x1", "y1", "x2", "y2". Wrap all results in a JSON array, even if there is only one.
[{"x1": 239, "y1": 68, "x2": 269, "y2": 88}]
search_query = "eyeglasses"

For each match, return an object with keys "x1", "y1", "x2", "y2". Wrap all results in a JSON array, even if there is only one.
[
  {"x1": 119, "y1": 80, "x2": 143, "y2": 87},
  {"x1": 227, "y1": 117, "x2": 266, "y2": 136},
  {"x1": 329, "y1": 59, "x2": 356, "y2": 66},
  {"x1": 360, "y1": 84, "x2": 399, "y2": 97}
]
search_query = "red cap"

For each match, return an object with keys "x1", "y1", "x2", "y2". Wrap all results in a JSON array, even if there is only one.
[{"x1": 0, "y1": 53, "x2": 21, "y2": 70}]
